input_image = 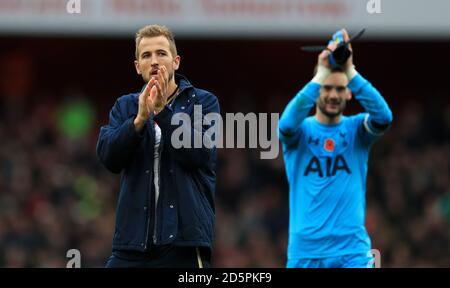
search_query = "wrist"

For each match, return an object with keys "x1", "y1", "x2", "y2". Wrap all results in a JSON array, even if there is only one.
[
  {"x1": 346, "y1": 65, "x2": 358, "y2": 81},
  {"x1": 153, "y1": 105, "x2": 164, "y2": 116},
  {"x1": 133, "y1": 116, "x2": 146, "y2": 131},
  {"x1": 312, "y1": 65, "x2": 331, "y2": 85}
]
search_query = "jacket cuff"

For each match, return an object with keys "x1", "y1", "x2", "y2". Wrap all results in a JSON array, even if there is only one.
[
  {"x1": 153, "y1": 106, "x2": 174, "y2": 128},
  {"x1": 125, "y1": 117, "x2": 145, "y2": 142}
]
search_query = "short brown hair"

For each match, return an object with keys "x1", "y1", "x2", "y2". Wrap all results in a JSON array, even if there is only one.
[{"x1": 135, "y1": 24, "x2": 177, "y2": 59}]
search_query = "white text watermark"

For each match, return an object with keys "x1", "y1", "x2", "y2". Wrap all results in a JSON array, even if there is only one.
[
  {"x1": 66, "y1": 0, "x2": 81, "y2": 14},
  {"x1": 367, "y1": 249, "x2": 381, "y2": 268},
  {"x1": 66, "y1": 249, "x2": 81, "y2": 268},
  {"x1": 169, "y1": 105, "x2": 280, "y2": 160},
  {"x1": 367, "y1": 0, "x2": 382, "y2": 14}
]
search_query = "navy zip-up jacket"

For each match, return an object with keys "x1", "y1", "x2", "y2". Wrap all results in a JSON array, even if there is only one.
[{"x1": 97, "y1": 74, "x2": 219, "y2": 254}]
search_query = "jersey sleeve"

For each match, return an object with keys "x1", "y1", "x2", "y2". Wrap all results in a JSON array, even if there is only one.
[
  {"x1": 278, "y1": 82, "x2": 321, "y2": 148},
  {"x1": 348, "y1": 73, "x2": 393, "y2": 142}
]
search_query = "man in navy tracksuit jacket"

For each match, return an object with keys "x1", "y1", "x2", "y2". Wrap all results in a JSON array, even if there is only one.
[{"x1": 97, "y1": 25, "x2": 219, "y2": 268}]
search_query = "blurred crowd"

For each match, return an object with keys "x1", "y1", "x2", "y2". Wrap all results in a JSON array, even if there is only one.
[{"x1": 0, "y1": 51, "x2": 449, "y2": 268}]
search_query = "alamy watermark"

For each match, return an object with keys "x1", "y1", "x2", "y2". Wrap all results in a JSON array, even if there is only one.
[
  {"x1": 169, "y1": 105, "x2": 280, "y2": 160},
  {"x1": 66, "y1": 0, "x2": 81, "y2": 14},
  {"x1": 367, "y1": 0, "x2": 382, "y2": 14},
  {"x1": 66, "y1": 249, "x2": 81, "y2": 268},
  {"x1": 62, "y1": 248, "x2": 380, "y2": 268},
  {"x1": 368, "y1": 249, "x2": 381, "y2": 268}
]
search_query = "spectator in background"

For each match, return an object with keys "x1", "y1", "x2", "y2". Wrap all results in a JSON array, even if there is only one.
[
  {"x1": 0, "y1": 41, "x2": 449, "y2": 268},
  {"x1": 0, "y1": 50, "x2": 34, "y2": 123}
]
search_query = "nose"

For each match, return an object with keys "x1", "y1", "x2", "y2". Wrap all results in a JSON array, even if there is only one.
[
  {"x1": 328, "y1": 88, "x2": 339, "y2": 99},
  {"x1": 151, "y1": 56, "x2": 159, "y2": 66}
]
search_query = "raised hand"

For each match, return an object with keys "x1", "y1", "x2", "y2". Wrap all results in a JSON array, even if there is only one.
[
  {"x1": 153, "y1": 65, "x2": 170, "y2": 114},
  {"x1": 134, "y1": 77, "x2": 157, "y2": 132},
  {"x1": 340, "y1": 29, "x2": 355, "y2": 71},
  {"x1": 317, "y1": 41, "x2": 338, "y2": 69}
]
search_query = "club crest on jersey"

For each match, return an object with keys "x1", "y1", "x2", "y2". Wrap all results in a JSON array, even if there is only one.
[{"x1": 324, "y1": 138, "x2": 335, "y2": 152}]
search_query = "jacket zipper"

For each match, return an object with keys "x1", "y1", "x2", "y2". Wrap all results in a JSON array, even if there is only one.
[{"x1": 150, "y1": 90, "x2": 182, "y2": 246}]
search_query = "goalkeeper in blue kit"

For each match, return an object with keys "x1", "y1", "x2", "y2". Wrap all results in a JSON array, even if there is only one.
[{"x1": 278, "y1": 30, "x2": 393, "y2": 268}]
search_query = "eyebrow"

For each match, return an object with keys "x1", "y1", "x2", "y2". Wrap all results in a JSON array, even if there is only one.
[
  {"x1": 140, "y1": 49, "x2": 168, "y2": 57},
  {"x1": 322, "y1": 85, "x2": 346, "y2": 88}
]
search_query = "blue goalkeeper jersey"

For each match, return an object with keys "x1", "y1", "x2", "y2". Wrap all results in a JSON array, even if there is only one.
[{"x1": 279, "y1": 74, "x2": 393, "y2": 259}]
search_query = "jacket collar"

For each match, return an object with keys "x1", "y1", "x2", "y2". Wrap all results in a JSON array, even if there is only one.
[{"x1": 175, "y1": 73, "x2": 193, "y2": 93}]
